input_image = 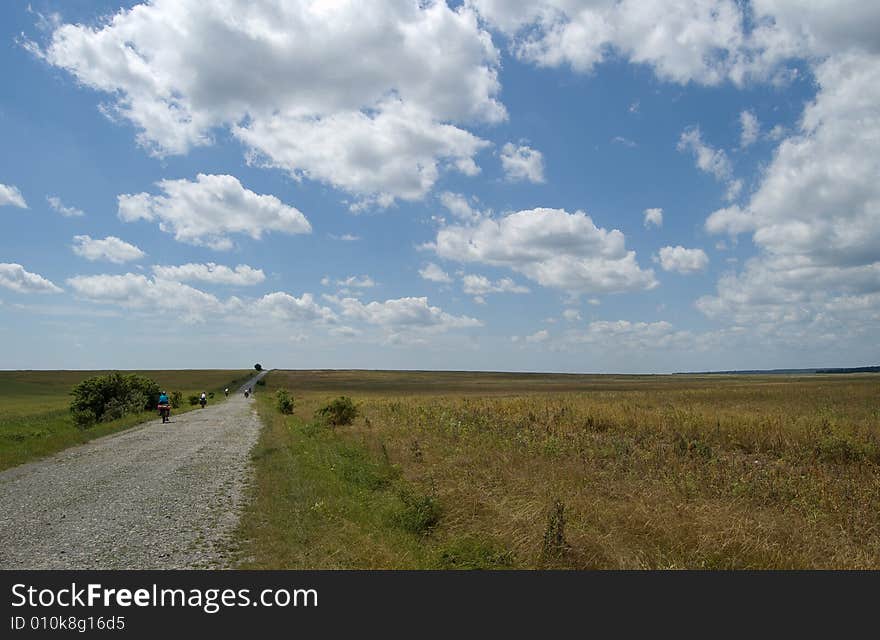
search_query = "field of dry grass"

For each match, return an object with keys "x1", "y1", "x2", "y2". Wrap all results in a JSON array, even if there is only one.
[{"x1": 238, "y1": 370, "x2": 880, "y2": 569}]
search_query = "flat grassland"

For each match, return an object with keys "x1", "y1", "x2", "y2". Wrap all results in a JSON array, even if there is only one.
[
  {"x1": 0, "y1": 370, "x2": 251, "y2": 470},
  {"x1": 239, "y1": 370, "x2": 880, "y2": 569}
]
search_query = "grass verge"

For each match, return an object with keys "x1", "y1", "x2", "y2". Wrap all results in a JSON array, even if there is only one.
[{"x1": 235, "y1": 393, "x2": 514, "y2": 569}]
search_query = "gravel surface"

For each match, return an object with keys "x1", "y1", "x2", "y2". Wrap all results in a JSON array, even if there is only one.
[{"x1": 0, "y1": 373, "x2": 266, "y2": 569}]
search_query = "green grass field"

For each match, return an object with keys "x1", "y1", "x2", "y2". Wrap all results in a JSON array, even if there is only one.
[
  {"x1": 0, "y1": 370, "x2": 251, "y2": 470},
  {"x1": 237, "y1": 370, "x2": 880, "y2": 569}
]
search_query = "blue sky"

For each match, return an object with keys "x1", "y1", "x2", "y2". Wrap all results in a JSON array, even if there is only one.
[{"x1": 1, "y1": 1, "x2": 878, "y2": 372}]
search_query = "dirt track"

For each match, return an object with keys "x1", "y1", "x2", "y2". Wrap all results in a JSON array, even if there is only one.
[{"x1": 0, "y1": 372, "x2": 266, "y2": 569}]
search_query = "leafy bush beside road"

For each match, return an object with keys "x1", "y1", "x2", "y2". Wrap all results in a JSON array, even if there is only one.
[
  {"x1": 276, "y1": 389, "x2": 295, "y2": 415},
  {"x1": 316, "y1": 396, "x2": 358, "y2": 426},
  {"x1": 70, "y1": 373, "x2": 160, "y2": 429}
]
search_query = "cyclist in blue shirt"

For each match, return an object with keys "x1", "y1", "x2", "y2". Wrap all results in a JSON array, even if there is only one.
[{"x1": 158, "y1": 391, "x2": 171, "y2": 423}]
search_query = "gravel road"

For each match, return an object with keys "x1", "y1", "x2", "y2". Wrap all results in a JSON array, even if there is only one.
[{"x1": 0, "y1": 372, "x2": 266, "y2": 569}]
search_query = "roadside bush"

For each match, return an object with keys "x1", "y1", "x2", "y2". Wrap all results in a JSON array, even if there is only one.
[
  {"x1": 69, "y1": 372, "x2": 160, "y2": 430},
  {"x1": 170, "y1": 391, "x2": 182, "y2": 409},
  {"x1": 316, "y1": 396, "x2": 358, "y2": 426},
  {"x1": 188, "y1": 395, "x2": 200, "y2": 406},
  {"x1": 276, "y1": 389, "x2": 295, "y2": 415},
  {"x1": 391, "y1": 489, "x2": 441, "y2": 535},
  {"x1": 256, "y1": 379, "x2": 266, "y2": 387}
]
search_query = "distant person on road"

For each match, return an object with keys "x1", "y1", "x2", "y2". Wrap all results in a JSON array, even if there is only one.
[
  {"x1": 200, "y1": 391, "x2": 207, "y2": 408},
  {"x1": 158, "y1": 390, "x2": 171, "y2": 423},
  {"x1": 225, "y1": 387, "x2": 229, "y2": 398}
]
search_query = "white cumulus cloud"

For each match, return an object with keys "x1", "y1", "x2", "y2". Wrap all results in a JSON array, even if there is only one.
[
  {"x1": 655, "y1": 246, "x2": 709, "y2": 274},
  {"x1": 66, "y1": 273, "x2": 228, "y2": 322},
  {"x1": 500, "y1": 142, "x2": 545, "y2": 183},
  {"x1": 429, "y1": 207, "x2": 657, "y2": 294},
  {"x1": 72, "y1": 235, "x2": 145, "y2": 264},
  {"x1": 151, "y1": 263, "x2": 265, "y2": 286},
  {"x1": 439, "y1": 191, "x2": 484, "y2": 222},
  {"x1": 0, "y1": 263, "x2": 62, "y2": 293},
  {"x1": 461, "y1": 274, "x2": 529, "y2": 297},
  {"x1": 698, "y1": 49, "x2": 880, "y2": 342},
  {"x1": 565, "y1": 319, "x2": 694, "y2": 351},
  {"x1": 117, "y1": 173, "x2": 310, "y2": 250},
  {"x1": 331, "y1": 295, "x2": 482, "y2": 333},
  {"x1": 419, "y1": 263, "x2": 453, "y2": 283},
  {"x1": 32, "y1": 1, "x2": 505, "y2": 205},
  {"x1": 253, "y1": 292, "x2": 337, "y2": 324},
  {"x1": 67, "y1": 271, "x2": 336, "y2": 326},
  {"x1": 643, "y1": 207, "x2": 663, "y2": 228}
]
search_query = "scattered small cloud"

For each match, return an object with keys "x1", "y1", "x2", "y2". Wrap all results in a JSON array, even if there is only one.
[
  {"x1": 336, "y1": 275, "x2": 376, "y2": 289},
  {"x1": 677, "y1": 126, "x2": 741, "y2": 201},
  {"x1": 439, "y1": 191, "x2": 484, "y2": 222},
  {"x1": 500, "y1": 142, "x2": 545, "y2": 183},
  {"x1": 0, "y1": 183, "x2": 27, "y2": 209},
  {"x1": 419, "y1": 262, "x2": 453, "y2": 283},
  {"x1": 766, "y1": 124, "x2": 786, "y2": 141},
  {"x1": 47, "y1": 195, "x2": 85, "y2": 217},
  {"x1": 739, "y1": 110, "x2": 759, "y2": 148},
  {"x1": 461, "y1": 273, "x2": 529, "y2": 298},
  {"x1": 643, "y1": 207, "x2": 663, "y2": 228},
  {"x1": 655, "y1": 246, "x2": 709, "y2": 274},
  {"x1": 525, "y1": 329, "x2": 549, "y2": 343}
]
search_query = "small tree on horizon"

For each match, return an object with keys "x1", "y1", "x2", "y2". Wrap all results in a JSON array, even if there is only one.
[{"x1": 254, "y1": 363, "x2": 262, "y2": 371}]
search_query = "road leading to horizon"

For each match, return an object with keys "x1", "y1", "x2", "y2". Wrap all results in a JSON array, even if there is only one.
[{"x1": 0, "y1": 371, "x2": 267, "y2": 569}]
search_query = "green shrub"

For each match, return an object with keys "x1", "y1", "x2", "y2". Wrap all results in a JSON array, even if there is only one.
[
  {"x1": 316, "y1": 396, "x2": 358, "y2": 426},
  {"x1": 276, "y1": 389, "x2": 295, "y2": 415},
  {"x1": 71, "y1": 409, "x2": 97, "y2": 429},
  {"x1": 69, "y1": 372, "x2": 160, "y2": 429},
  {"x1": 170, "y1": 391, "x2": 182, "y2": 409},
  {"x1": 256, "y1": 379, "x2": 267, "y2": 387},
  {"x1": 188, "y1": 395, "x2": 200, "y2": 406},
  {"x1": 391, "y1": 489, "x2": 441, "y2": 535}
]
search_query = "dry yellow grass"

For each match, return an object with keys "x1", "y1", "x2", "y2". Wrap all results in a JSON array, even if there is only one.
[{"x1": 240, "y1": 371, "x2": 880, "y2": 569}]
